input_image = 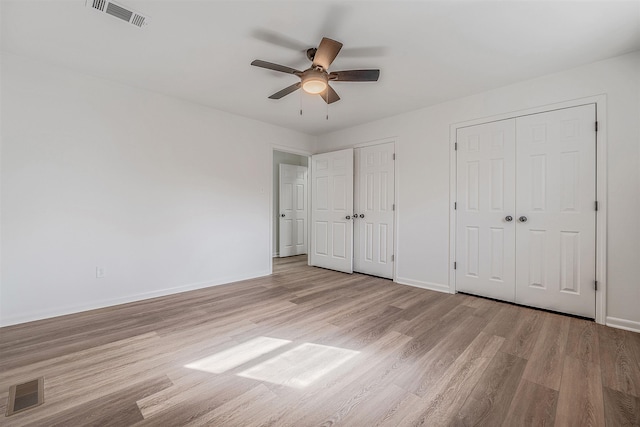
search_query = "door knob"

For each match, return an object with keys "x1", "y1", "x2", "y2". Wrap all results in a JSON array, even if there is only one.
[
  {"x1": 353, "y1": 213, "x2": 358, "y2": 219},
  {"x1": 505, "y1": 215, "x2": 513, "y2": 222},
  {"x1": 345, "y1": 215, "x2": 351, "y2": 220},
  {"x1": 518, "y1": 216, "x2": 528, "y2": 223},
  {"x1": 359, "y1": 214, "x2": 365, "y2": 218},
  {"x1": 280, "y1": 214, "x2": 285, "y2": 217}
]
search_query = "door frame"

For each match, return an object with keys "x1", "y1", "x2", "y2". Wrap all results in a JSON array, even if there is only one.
[
  {"x1": 448, "y1": 95, "x2": 608, "y2": 324},
  {"x1": 270, "y1": 145, "x2": 312, "y2": 273},
  {"x1": 313, "y1": 137, "x2": 399, "y2": 281}
]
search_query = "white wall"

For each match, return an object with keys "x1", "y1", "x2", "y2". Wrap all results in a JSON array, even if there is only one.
[
  {"x1": 0, "y1": 53, "x2": 313, "y2": 326},
  {"x1": 2, "y1": 50, "x2": 638, "y2": 330},
  {"x1": 272, "y1": 151, "x2": 308, "y2": 256},
  {"x1": 316, "y1": 51, "x2": 640, "y2": 329}
]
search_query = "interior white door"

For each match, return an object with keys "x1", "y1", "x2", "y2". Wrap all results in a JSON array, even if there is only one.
[
  {"x1": 279, "y1": 164, "x2": 308, "y2": 257},
  {"x1": 456, "y1": 119, "x2": 517, "y2": 301},
  {"x1": 310, "y1": 149, "x2": 354, "y2": 273},
  {"x1": 354, "y1": 142, "x2": 395, "y2": 279},
  {"x1": 514, "y1": 104, "x2": 596, "y2": 318}
]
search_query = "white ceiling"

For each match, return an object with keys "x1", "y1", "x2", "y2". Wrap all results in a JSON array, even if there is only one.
[{"x1": 2, "y1": 1, "x2": 639, "y2": 135}]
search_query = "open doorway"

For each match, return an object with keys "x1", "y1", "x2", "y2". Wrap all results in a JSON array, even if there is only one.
[{"x1": 273, "y1": 150, "x2": 309, "y2": 260}]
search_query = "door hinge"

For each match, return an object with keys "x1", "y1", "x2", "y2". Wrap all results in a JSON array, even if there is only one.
[
  {"x1": 594, "y1": 280, "x2": 598, "y2": 291},
  {"x1": 454, "y1": 202, "x2": 457, "y2": 210},
  {"x1": 392, "y1": 204, "x2": 395, "y2": 211},
  {"x1": 595, "y1": 201, "x2": 598, "y2": 211},
  {"x1": 391, "y1": 254, "x2": 395, "y2": 262},
  {"x1": 595, "y1": 121, "x2": 598, "y2": 132},
  {"x1": 393, "y1": 153, "x2": 396, "y2": 160},
  {"x1": 454, "y1": 142, "x2": 458, "y2": 151},
  {"x1": 454, "y1": 262, "x2": 457, "y2": 270}
]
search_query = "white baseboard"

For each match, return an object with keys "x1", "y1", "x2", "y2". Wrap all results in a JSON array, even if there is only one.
[
  {"x1": 272, "y1": 252, "x2": 279, "y2": 258},
  {"x1": 395, "y1": 277, "x2": 451, "y2": 294},
  {"x1": 0, "y1": 270, "x2": 271, "y2": 327},
  {"x1": 606, "y1": 316, "x2": 640, "y2": 333}
]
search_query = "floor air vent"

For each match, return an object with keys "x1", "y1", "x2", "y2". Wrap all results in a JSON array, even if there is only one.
[
  {"x1": 86, "y1": 0, "x2": 149, "y2": 28},
  {"x1": 5, "y1": 377, "x2": 44, "y2": 417}
]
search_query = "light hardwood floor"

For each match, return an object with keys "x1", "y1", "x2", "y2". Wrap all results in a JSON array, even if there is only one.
[{"x1": 1, "y1": 255, "x2": 639, "y2": 426}]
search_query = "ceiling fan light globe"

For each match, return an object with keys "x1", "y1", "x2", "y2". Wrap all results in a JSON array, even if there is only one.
[{"x1": 302, "y1": 78, "x2": 327, "y2": 94}]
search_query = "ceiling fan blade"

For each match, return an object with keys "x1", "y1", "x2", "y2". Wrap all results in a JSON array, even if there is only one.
[
  {"x1": 319, "y1": 84, "x2": 340, "y2": 104},
  {"x1": 251, "y1": 60, "x2": 302, "y2": 75},
  {"x1": 251, "y1": 28, "x2": 308, "y2": 52},
  {"x1": 312, "y1": 37, "x2": 343, "y2": 70},
  {"x1": 329, "y1": 69, "x2": 380, "y2": 82},
  {"x1": 269, "y1": 82, "x2": 301, "y2": 100},
  {"x1": 340, "y1": 46, "x2": 389, "y2": 58}
]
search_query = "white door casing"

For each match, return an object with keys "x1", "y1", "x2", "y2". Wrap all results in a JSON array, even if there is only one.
[
  {"x1": 279, "y1": 164, "x2": 308, "y2": 257},
  {"x1": 456, "y1": 119, "x2": 517, "y2": 301},
  {"x1": 310, "y1": 149, "x2": 354, "y2": 273},
  {"x1": 515, "y1": 104, "x2": 596, "y2": 318},
  {"x1": 354, "y1": 142, "x2": 395, "y2": 279}
]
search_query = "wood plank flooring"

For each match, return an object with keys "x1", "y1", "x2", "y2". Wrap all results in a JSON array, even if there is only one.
[{"x1": 1, "y1": 255, "x2": 639, "y2": 426}]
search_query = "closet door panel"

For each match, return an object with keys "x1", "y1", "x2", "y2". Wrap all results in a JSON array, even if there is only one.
[
  {"x1": 456, "y1": 119, "x2": 517, "y2": 301},
  {"x1": 515, "y1": 104, "x2": 596, "y2": 318},
  {"x1": 310, "y1": 149, "x2": 354, "y2": 273},
  {"x1": 354, "y1": 142, "x2": 395, "y2": 279}
]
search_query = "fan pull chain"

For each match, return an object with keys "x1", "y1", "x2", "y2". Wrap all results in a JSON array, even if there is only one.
[
  {"x1": 299, "y1": 90, "x2": 303, "y2": 116},
  {"x1": 326, "y1": 90, "x2": 329, "y2": 120}
]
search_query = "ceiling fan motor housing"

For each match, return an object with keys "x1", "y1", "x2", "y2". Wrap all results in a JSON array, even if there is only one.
[{"x1": 306, "y1": 48, "x2": 317, "y2": 62}]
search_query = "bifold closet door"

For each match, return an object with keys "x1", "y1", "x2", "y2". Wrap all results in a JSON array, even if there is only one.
[
  {"x1": 279, "y1": 164, "x2": 308, "y2": 257},
  {"x1": 456, "y1": 119, "x2": 517, "y2": 301},
  {"x1": 515, "y1": 104, "x2": 596, "y2": 318},
  {"x1": 456, "y1": 104, "x2": 597, "y2": 318},
  {"x1": 310, "y1": 149, "x2": 354, "y2": 273},
  {"x1": 354, "y1": 142, "x2": 395, "y2": 279}
]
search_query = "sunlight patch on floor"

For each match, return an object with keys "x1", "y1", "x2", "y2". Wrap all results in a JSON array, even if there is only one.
[
  {"x1": 184, "y1": 337, "x2": 360, "y2": 388},
  {"x1": 238, "y1": 342, "x2": 360, "y2": 388},
  {"x1": 184, "y1": 336, "x2": 291, "y2": 374}
]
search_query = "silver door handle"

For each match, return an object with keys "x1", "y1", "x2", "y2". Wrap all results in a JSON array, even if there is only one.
[
  {"x1": 353, "y1": 213, "x2": 358, "y2": 219},
  {"x1": 345, "y1": 215, "x2": 351, "y2": 220},
  {"x1": 518, "y1": 216, "x2": 528, "y2": 223},
  {"x1": 359, "y1": 214, "x2": 365, "y2": 218},
  {"x1": 505, "y1": 215, "x2": 513, "y2": 222},
  {"x1": 281, "y1": 214, "x2": 285, "y2": 217}
]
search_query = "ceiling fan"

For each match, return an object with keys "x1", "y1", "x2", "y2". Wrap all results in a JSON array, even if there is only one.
[{"x1": 251, "y1": 37, "x2": 380, "y2": 104}]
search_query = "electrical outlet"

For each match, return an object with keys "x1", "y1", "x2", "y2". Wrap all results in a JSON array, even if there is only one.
[{"x1": 96, "y1": 267, "x2": 106, "y2": 278}]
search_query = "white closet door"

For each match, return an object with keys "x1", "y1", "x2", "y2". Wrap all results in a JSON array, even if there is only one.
[
  {"x1": 515, "y1": 104, "x2": 596, "y2": 318},
  {"x1": 354, "y1": 142, "x2": 395, "y2": 279},
  {"x1": 310, "y1": 149, "x2": 354, "y2": 273},
  {"x1": 456, "y1": 119, "x2": 517, "y2": 301},
  {"x1": 279, "y1": 164, "x2": 307, "y2": 257}
]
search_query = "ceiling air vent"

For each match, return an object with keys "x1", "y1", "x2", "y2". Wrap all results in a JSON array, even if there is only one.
[{"x1": 86, "y1": 0, "x2": 149, "y2": 28}]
